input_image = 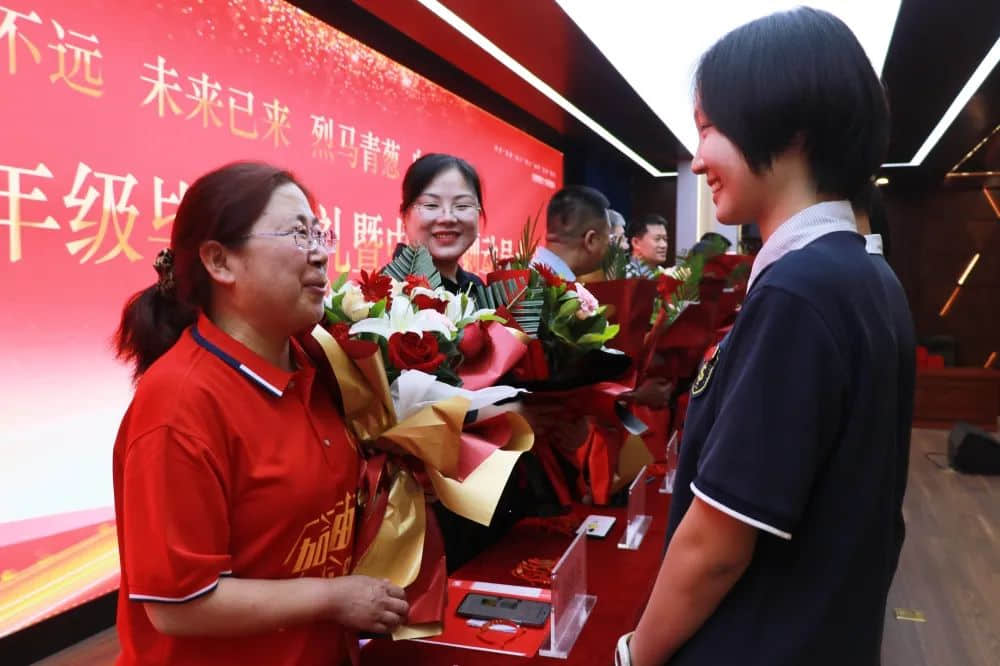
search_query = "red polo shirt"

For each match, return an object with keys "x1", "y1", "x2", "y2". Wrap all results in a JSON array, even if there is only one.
[{"x1": 113, "y1": 314, "x2": 360, "y2": 666}]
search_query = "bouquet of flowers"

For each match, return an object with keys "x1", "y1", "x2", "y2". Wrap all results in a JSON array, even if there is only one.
[
  {"x1": 476, "y1": 250, "x2": 626, "y2": 388},
  {"x1": 307, "y1": 248, "x2": 535, "y2": 640}
]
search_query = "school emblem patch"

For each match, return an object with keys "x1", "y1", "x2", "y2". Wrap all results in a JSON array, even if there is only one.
[{"x1": 691, "y1": 345, "x2": 721, "y2": 397}]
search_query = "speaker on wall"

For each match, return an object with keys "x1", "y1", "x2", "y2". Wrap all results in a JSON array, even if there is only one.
[{"x1": 947, "y1": 422, "x2": 1000, "y2": 475}]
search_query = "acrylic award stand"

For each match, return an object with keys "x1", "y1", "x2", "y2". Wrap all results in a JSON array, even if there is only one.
[
  {"x1": 659, "y1": 431, "x2": 679, "y2": 494},
  {"x1": 538, "y1": 532, "x2": 596, "y2": 659},
  {"x1": 617, "y1": 464, "x2": 653, "y2": 550}
]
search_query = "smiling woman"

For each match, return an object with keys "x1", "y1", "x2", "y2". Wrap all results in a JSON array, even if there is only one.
[
  {"x1": 398, "y1": 153, "x2": 487, "y2": 293},
  {"x1": 110, "y1": 162, "x2": 409, "y2": 666},
  {"x1": 622, "y1": 8, "x2": 915, "y2": 666}
]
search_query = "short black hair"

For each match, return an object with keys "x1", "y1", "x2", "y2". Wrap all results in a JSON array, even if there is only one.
[
  {"x1": 546, "y1": 185, "x2": 609, "y2": 240},
  {"x1": 626, "y1": 213, "x2": 668, "y2": 245},
  {"x1": 690, "y1": 232, "x2": 732, "y2": 258},
  {"x1": 699, "y1": 231, "x2": 732, "y2": 249},
  {"x1": 696, "y1": 7, "x2": 889, "y2": 202},
  {"x1": 400, "y1": 153, "x2": 485, "y2": 216}
]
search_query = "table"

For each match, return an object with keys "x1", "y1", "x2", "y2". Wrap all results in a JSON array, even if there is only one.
[{"x1": 362, "y1": 483, "x2": 670, "y2": 665}]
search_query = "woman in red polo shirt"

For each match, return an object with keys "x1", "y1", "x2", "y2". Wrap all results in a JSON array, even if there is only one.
[{"x1": 112, "y1": 162, "x2": 408, "y2": 666}]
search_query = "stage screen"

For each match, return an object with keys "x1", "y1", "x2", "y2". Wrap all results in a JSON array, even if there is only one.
[{"x1": 0, "y1": 0, "x2": 562, "y2": 637}]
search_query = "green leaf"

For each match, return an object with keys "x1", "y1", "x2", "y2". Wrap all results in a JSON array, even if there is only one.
[
  {"x1": 577, "y1": 324, "x2": 619, "y2": 347},
  {"x1": 324, "y1": 292, "x2": 350, "y2": 323},
  {"x1": 601, "y1": 238, "x2": 630, "y2": 280},
  {"x1": 493, "y1": 208, "x2": 545, "y2": 271},
  {"x1": 368, "y1": 299, "x2": 386, "y2": 318},
  {"x1": 380, "y1": 245, "x2": 442, "y2": 288},
  {"x1": 331, "y1": 273, "x2": 349, "y2": 292},
  {"x1": 556, "y1": 298, "x2": 580, "y2": 319}
]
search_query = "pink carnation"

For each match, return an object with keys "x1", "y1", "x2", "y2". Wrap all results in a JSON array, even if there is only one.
[{"x1": 573, "y1": 282, "x2": 599, "y2": 320}]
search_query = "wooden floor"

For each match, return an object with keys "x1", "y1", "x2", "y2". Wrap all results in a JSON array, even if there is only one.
[
  {"x1": 880, "y1": 428, "x2": 1000, "y2": 666},
  {"x1": 34, "y1": 428, "x2": 1000, "y2": 666}
]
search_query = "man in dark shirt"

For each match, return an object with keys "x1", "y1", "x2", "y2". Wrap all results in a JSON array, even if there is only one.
[{"x1": 622, "y1": 9, "x2": 915, "y2": 666}]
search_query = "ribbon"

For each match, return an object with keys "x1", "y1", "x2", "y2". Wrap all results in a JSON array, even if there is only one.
[{"x1": 309, "y1": 324, "x2": 533, "y2": 639}]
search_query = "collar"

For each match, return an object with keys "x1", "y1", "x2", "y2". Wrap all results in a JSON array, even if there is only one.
[
  {"x1": 190, "y1": 313, "x2": 304, "y2": 397},
  {"x1": 442, "y1": 264, "x2": 481, "y2": 294},
  {"x1": 865, "y1": 234, "x2": 883, "y2": 255},
  {"x1": 532, "y1": 246, "x2": 576, "y2": 281},
  {"x1": 626, "y1": 256, "x2": 659, "y2": 279},
  {"x1": 747, "y1": 200, "x2": 858, "y2": 290}
]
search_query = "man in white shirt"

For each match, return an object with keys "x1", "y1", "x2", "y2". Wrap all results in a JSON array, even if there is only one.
[{"x1": 532, "y1": 185, "x2": 610, "y2": 281}]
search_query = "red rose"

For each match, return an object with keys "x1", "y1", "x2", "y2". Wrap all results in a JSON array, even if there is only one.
[
  {"x1": 325, "y1": 321, "x2": 378, "y2": 359},
  {"x1": 656, "y1": 274, "x2": 681, "y2": 301},
  {"x1": 458, "y1": 322, "x2": 487, "y2": 358},
  {"x1": 534, "y1": 263, "x2": 564, "y2": 288},
  {"x1": 329, "y1": 322, "x2": 352, "y2": 342},
  {"x1": 410, "y1": 293, "x2": 448, "y2": 314},
  {"x1": 387, "y1": 331, "x2": 446, "y2": 372},
  {"x1": 403, "y1": 274, "x2": 431, "y2": 295},
  {"x1": 359, "y1": 269, "x2": 393, "y2": 304}
]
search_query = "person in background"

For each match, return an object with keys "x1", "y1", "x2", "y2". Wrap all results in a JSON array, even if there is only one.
[
  {"x1": 608, "y1": 208, "x2": 629, "y2": 249},
  {"x1": 531, "y1": 185, "x2": 610, "y2": 281},
  {"x1": 620, "y1": 8, "x2": 914, "y2": 666},
  {"x1": 398, "y1": 153, "x2": 486, "y2": 293},
  {"x1": 625, "y1": 213, "x2": 670, "y2": 278},
  {"x1": 112, "y1": 162, "x2": 408, "y2": 666},
  {"x1": 394, "y1": 154, "x2": 568, "y2": 570},
  {"x1": 688, "y1": 231, "x2": 732, "y2": 259}
]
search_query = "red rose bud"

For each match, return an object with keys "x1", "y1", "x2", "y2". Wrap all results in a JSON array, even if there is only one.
[
  {"x1": 329, "y1": 322, "x2": 352, "y2": 342},
  {"x1": 403, "y1": 274, "x2": 431, "y2": 295},
  {"x1": 458, "y1": 322, "x2": 486, "y2": 358},
  {"x1": 411, "y1": 293, "x2": 448, "y2": 313},
  {"x1": 656, "y1": 274, "x2": 682, "y2": 301},
  {"x1": 387, "y1": 331, "x2": 446, "y2": 372}
]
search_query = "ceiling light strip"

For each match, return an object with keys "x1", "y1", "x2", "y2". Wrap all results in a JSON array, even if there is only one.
[
  {"x1": 950, "y1": 123, "x2": 1000, "y2": 172},
  {"x1": 415, "y1": 0, "x2": 677, "y2": 178},
  {"x1": 911, "y1": 36, "x2": 1000, "y2": 166}
]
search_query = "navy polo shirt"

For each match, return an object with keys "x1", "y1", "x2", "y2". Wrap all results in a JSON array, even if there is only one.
[
  {"x1": 665, "y1": 231, "x2": 915, "y2": 665},
  {"x1": 441, "y1": 264, "x2": 484, "y2": 294}
]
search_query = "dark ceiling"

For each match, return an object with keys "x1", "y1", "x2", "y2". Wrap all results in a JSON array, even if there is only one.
[{"x1": 295, "y1": 0, "x2": 997, "y2": 186}]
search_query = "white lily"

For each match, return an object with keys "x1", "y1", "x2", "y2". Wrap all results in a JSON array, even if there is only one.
[
  {"x1": 450, "y1": 293, "x2": 497, "y2": 327},
  {"x1": 349, "y1": 293, "x2": 456, "y2": 340},
  {"x1": 389, "y1": 277, "x2": 406, "y2": 299},
  {"x1": 409, "y1": 286, "x2": 495, "y2": 327}
]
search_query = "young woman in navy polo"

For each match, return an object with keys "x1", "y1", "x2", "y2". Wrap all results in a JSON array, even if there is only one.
[{"x1": 620, "y1": 9, "x2": 915, "y2": 666}]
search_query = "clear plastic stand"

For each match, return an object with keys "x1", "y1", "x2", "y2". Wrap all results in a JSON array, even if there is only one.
[
  {"x1": 538, "y1": 532, "x2": 596, "y2": 659},
  {"x1": 617, "y1": 464, "x2": 652, "y2": 550},
  {"x1": 660, "y1": 431, "x2": 679, "y2": 494}
]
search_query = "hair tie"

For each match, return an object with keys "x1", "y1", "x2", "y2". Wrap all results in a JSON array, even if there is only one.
[{"x1": 153, "y1": 248, "x2": 176, "y2": 296}]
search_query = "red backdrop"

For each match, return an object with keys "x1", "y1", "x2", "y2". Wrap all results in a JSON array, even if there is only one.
[{"x1": 0, "y1": 0, "x2": 561, "y2": 636}]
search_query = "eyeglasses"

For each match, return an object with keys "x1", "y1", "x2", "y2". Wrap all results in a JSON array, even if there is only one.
[
  {"x1": 413, "y1": 200, "x2": 481, "y2": 221},
  {"x1": 243, "y1": 228, "x2": 337, "y2": 251}
]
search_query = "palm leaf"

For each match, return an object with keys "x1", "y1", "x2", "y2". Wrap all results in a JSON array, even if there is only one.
[
  {"x1": 470, "y1": 280, "x2": 543, "y2": 336},
  {"x1": 601, "y1": 240, "x2": 630, "y2": 280},
  {"x1": 493, "y1": 206, "x2": 544, "y2": 270},
  {"x1": 380, "y1": 244, "x2": 442, "y2": 288},
  {"x1": 506, "y1": 282, "x2": 544, "y2": 336}
]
